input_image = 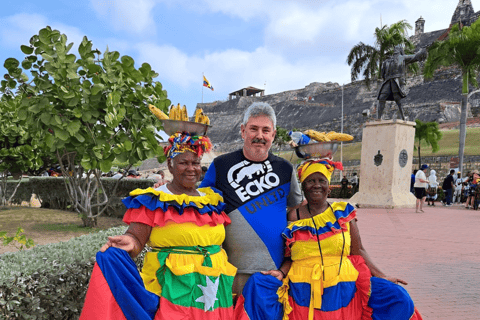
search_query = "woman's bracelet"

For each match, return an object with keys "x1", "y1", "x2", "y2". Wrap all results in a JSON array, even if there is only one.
[{"x1": 277, "y1": 269, "x2": 286, "y2": 278}]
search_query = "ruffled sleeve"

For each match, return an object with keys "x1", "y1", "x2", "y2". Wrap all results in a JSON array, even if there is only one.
[
  {"x1": 122, "y1": 187, "x2": 231, "y2": 227},
  {"x1": 282, "y1": 202, "x2": 356, "y2": 257}
]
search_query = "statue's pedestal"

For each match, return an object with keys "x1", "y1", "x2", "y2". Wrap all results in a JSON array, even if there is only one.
[{"x1": 349, "y1": 120, "x2": 416, "y2": 208}]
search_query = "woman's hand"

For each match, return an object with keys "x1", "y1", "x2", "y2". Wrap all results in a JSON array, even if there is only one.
[
  {"x1": 261, "y1": 269, "x2": 285, "y2": 281},
  {"x1": 385, "y1": 276, "x2": 408, "y2": 285},
  {"x1": 100, "y1": 235, "x2": 137, "y2": 254}
]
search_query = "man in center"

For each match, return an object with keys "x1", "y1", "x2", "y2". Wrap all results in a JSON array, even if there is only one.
[{"x1": 200, "y1": 102, "x2": 303, "y2": 297}]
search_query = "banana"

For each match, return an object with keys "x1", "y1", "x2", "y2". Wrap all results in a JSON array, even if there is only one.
[
  {"x1": 203, "y1": 114, "x2": 210, "y2": 125},
  {"x1": 176, "y1": 103, "x2": 182, "y2": 120},
  {"x1": 326, "y1": 131, "x2": 354, "y2": 141},
  {"x1": 197, "y1": 113, "x2": 204, "y2": 124},
  {"x1": 169, "y1": 104, "x2": 176, "y2": 119},
  {"x1": 148, "y1": 104, "x2": 169, "y2": 120},
  {"x1": 181, "y1": 105, "x2": 188, "y2": 121},
  {"x1": 303, "y1": 129, "x2": 354, "y2": 142},
  {"x1": 304, "y1": 129, "x2": 330, "y2": 142},
  {"x1": 195, "y1": 108, "x2": 203, "y2": 123}
]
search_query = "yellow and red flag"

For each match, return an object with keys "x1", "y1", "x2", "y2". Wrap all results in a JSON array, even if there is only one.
[{"x1": 203, "y1": 75, "x2": 214, "y2": 91}]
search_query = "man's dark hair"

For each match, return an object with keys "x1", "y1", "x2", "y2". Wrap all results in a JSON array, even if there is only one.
[{"x1": 450, "y1": 170, "x2": 455, "y2": 175}]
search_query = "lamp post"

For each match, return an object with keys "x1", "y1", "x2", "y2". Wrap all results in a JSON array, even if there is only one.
[{"x1": 341, "y1": 83, "x2": 344, "y2": 170}]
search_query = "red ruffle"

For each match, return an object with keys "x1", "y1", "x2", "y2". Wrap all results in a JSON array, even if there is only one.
[
  {"x1": 123, "y1": 206, "x2": 231, "y2": 228},
  {"x1": 284, "y1": 210, "x2": 356, "y2": 253}
]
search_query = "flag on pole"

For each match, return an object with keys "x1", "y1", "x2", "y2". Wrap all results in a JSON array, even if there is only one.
[{"x1": 203, "y1": 75, "x2": 214, "y2": 91}]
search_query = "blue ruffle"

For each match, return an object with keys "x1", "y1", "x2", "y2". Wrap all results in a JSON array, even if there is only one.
[{"x1": 122, "y1": 193, "x2": 227, "y2": 216}]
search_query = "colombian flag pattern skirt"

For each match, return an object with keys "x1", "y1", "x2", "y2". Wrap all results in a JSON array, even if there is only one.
[
  {"x1": 235, "y1": 202, "x2": 422, "y2": 320},
  {"x1": 81, "y1": 187, "x2": 236, "y2": 320}
]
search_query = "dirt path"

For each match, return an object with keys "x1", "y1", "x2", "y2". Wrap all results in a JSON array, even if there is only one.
[{"x1": 0, "y1": 207, "x2": 125, "y2": 254}]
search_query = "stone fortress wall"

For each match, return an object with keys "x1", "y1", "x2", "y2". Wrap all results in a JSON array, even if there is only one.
[{"x1": 200, "y1": 67, "x2": 480, "y2": 152}]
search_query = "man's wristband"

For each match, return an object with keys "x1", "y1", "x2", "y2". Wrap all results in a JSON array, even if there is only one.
[{"x1": 277, "y1": 269, "x2": 286, "y2": 278}]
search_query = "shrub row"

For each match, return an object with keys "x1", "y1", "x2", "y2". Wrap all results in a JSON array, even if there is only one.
[
  {"x1": 0, "y1": 226, "x2": 151, "y2": 320},
  {"x1": 4, "y1": 177, "x2": 155, "y2": 217}
]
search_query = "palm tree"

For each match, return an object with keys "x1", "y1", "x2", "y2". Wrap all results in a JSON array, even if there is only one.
[
  {"x1": 273, "y1": 126, "x2": 291, "y2": 155},
  {"x1": 424, "y1": 19, "x2": 480, "y2": 173},
  {"x1": 414, "y1": 119, "x2": 442, "y2": 169},
  {"x1": 347, "y1": 20, "x2": 417, "y2": 88}
]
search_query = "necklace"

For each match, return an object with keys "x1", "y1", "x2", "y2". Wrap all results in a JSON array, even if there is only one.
[{"x1": 307, "y1": 202, "x2": 346, "y2": 278}]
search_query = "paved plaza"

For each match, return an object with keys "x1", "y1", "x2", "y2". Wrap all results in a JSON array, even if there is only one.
[{"x1": 351, "y1": 202, "x2": 480, "y2": 320}]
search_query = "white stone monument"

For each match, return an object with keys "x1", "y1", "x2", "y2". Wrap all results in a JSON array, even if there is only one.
[{"x1": 349, "y1": 120, "x2": 417, "y2": 208}]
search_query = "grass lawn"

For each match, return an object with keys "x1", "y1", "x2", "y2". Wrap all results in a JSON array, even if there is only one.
[{"x1": 0, "y1": 206, "x2": 125, "y2": 254}]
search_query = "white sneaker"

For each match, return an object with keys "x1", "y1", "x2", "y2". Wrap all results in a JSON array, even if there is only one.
[{"x1": 446, "y1": 204, "x2": 452, "y2": 207}]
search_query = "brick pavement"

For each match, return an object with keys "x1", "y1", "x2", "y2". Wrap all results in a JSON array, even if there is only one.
[{"x1": 351, "y1": 202, "x2": 480, "y2": 320}]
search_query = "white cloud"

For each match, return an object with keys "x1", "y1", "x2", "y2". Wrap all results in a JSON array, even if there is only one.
[
  {"x1": 135, "y1": 42, "x2": 351, "y2": 97},
  {"x1": 0, "y1": 13, "x2": 49, "y2": 48},
  {"x1": 90, "y1": 0, "x2": 156, "y2": 35},
  {"x1": 0, "y1": 13, "x2": 85, "y2": 52}
]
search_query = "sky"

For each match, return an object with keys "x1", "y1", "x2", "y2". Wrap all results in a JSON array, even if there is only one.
[{"x1": 0, "y1": 0, "x2": 466, "y2": 123}]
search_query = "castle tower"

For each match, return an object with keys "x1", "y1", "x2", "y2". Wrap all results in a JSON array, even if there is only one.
[
  {"x1": 415, "y1": 16, "x2": 425, "y2": 35},
  {"x1": 451, "y1": 0, "x2": 475, "y2": 26}
]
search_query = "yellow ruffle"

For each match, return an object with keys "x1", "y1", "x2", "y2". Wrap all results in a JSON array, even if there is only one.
[{"x1": 129, "y1": 187, "x2": 223, "y2": 208}]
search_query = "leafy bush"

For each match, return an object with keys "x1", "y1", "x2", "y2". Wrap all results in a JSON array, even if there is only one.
[
  {"x1": 0, "y1": 226, "x2": 153, "y2": 319},
  {"x1": 328, "y1": 185, "x2": 355, "y2": 199}
]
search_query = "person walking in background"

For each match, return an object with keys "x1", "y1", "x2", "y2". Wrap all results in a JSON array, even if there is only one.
[
  {"x1": 340, "y1": 175, "x2": 349, "y2": 198},
  {"x1": 441, "y1": 170, "x2": 455, "y2": 206},
  {"x1": 414, "y1": 164, "x2": 429, "y2": 213},
  {"x1": 426, "y1": 169, "x2": 438, "y2": 206},
  {"x1": 453, "y1": 172, "x2": 464, "y2": 204},
  {"x1": 465, "y1": 170, "x2": 480, "y2": 209},
  {"x1": 350, "y1": 172, "x2": 359, "y2": 195},
  {"x1": 410, "y1": 169, "x2": 417, "y2": 193}
]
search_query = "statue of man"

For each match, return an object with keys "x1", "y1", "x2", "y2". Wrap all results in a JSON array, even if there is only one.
[{"x1": 377, "y1": 45, "x2": 427, "y2": 120}]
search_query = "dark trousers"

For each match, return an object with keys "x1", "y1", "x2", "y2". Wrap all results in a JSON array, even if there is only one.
[
  {"x1": 340, "y1": 186, "x2": 348, "y2": 198},
  {"x1": 352, "y1": 184, "x2": 358, "y2": 194},
  {"x1": 444, "y1": 189, "x2": 453, "y2": 205}
]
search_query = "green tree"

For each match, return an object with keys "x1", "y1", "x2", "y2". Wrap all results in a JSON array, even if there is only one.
[
  {"x1": 0, "y1": 26, "x2": 171, "y2": 226},
  {"x1": 273, "y1": 126, "x2": 291, "y2": 148},
  {"x1": 414, "y1": 119, "x2": 442, "y2": 168},
  {"x1": 0, "y1": 95, "x2": 45, "y2": 206},
  {"x1": 347, "y1": 20, "x2": 418, "y2": 88},
  {"x1": 424, "y1": 20, "x2": 480, "y2": 173}
]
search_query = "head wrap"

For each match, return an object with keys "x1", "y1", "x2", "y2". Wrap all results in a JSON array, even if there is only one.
[
  {"x1": 164, "y1": 132, "x2": 212, "y2": 159},
  {"x1": 297, "y1": 159, "x2": 344, "y2": 183}
]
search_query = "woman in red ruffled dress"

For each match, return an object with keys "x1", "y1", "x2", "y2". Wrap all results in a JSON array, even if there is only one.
[{"x1": 81, "y1": 133, "x2": 236, "y2": 320}]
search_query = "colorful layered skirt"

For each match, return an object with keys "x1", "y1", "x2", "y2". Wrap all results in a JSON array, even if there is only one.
[
  {"x1": 235, "y1": 202, "x2": 422, "y2": 320},
  {"x1": 81, "y1": 187, "x2": 237, "y2": 320}
]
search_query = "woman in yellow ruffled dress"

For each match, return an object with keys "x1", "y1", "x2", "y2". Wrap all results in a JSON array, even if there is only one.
[
  {"x1": 80, "y1": 133, "x2": 236, "y2": 320},
  {"x1": 277, "y1": 159, "x2": 423, "y2": 320}
]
